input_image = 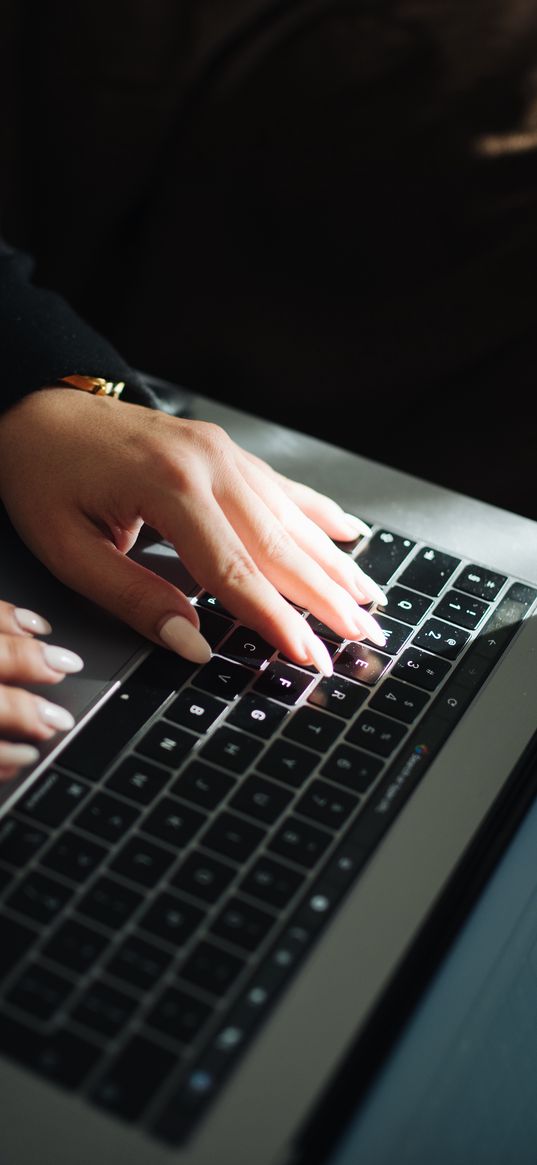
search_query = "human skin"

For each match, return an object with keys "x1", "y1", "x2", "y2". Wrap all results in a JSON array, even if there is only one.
[
  {"x1": 0, "y1": 387, "x2": 386, "y2": 775},
  {"x1": 0, "y1": 600, "x2": 81, "y2": 779}
]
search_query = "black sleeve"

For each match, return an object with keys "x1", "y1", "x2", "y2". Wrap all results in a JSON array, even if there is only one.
[{"x1": 0, "y1": 238, "x2": 160, "y2": 411}]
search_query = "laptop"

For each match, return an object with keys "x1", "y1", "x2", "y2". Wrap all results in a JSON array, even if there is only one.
[{"x1": 1, "y1": 373, "x2": 537, "y2": 1165}]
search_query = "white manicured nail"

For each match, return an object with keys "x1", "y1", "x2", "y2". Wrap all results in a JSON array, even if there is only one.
[
  {"x1": 304, "y1": 631, "x2": 333, "y2": 677},
  {"x1": 37, "y1": 700, "x2": 75, "y2": 732},
  {"x1": 0, "y1": 743, "x2": 40, "y2": 766},
  {"x1": 343, "y1": 514, "x2": 372, "y2": 538},
  {"x1": 352, "y1": 564, "x2": 387, "y2": 607},
  {"x1": 42, "y1": 645, "x2": 84, "y2": 673},
  {"x1": 350, "y1": 607, "x2": 386, "y2": 648},
  {"x1": 159, "y1": 615, "x2": 212, "y2": 664},
  {"x1": 14, "y1": 608, "x2": 52, "y2": 635}
]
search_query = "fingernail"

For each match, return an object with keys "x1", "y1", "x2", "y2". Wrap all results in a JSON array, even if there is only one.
[
  {"x1": 350, "y1": 607, "x2": 386, "y2": 648},
  {"x1": 303, "y1": 630, "x2": 333, "y2": 677},
  {"x1": 159, "y1": 615, "x2": 212, "y2": 664},
  {"x1": 14, "y1": 608, "x2": 52, "y2": 635},
  {"x1": 37, "y1": 700, "x2": 75, "y2": 732},
  {"x1": 352, "y1": 565, "x2": 388, "y2": 607},
  {"x1": 343, "y1": 514, "x2": 372, "y2": 538},
  {"x1": 42, "y1": 645, "x2": 84, "y2": 673},
  {"x1": 0, "y1": 742, "x2": 40, "y2": 766}
]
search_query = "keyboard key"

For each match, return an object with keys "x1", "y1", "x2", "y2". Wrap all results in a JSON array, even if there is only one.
[
  {"x1": 365, "y1": 614, "x2": 412, "y2": 656},
  {"x1": 170, "y1": 761, "x2": 235, "y2": 811},
  {"x1": 0, "y1": 916, "x2": 38, "y2": 979},
  {"x1": 6, "y1": 960, "x2": 74, "y2": 1021},
  {"x1": 71, "y1": 979, "x2": 138, "y2": 1038},
  {"x1": 90, "y1": 1033, "x2": 177, "y2": 1120},
  {"x1": 170, "y1": 852, "x2": 236, "y2": 904},
  {"x1": 0, "y1": 816, "x2": 48, "y2": 867},
  {"x1": 345, "y1": 711, "x2": 408, "y2": 757},
  {"x1": 198, "y1": 726, "x2": 263, "y2": 774},
  {"x1": 77, "y1": 875, "x2": 142, "y2": 929},
  {"x1": 321, "y1": 745, "x2": 383, "y2": 794},
  {"x1": 196, "y1": 607, "x2": 234, "y2": 647},
  {"x1": 195, "y1": 593, "x2": 232, "y2": 617},
  {"x1": 136, "y1": 722, "x2": 195, "y2": 767},
  {"x1": 39, "y1": 829, "x2": 107, "y2": 884},
  {"x1": 226, "y1": 693, "x2": 288, "y2": 738},
  {"x1": 239, "y1": 856, "x2": 304, "y2": 910},
  {"x1": 192, "y1": 657, "x2": 252, "y2": 700},
  {"x1": 383, "y1": 585, "x2": 433, "y2": 626},
  {"x1": 256, "y1": 738, "x2": 317, "y2": 787},
  {"x1": 201, "y1": 812, "x2": 265, "y2": 864},
  {"x1": 369, "y1": 678, "x2": 430, "y2": 724},
  {"x1": 146, "y1": 985, "x2": 213, "y2": 1047},
  {"x1": 179, "y1": 940, "x2": 245, "y2": 998},
  {"x1": 0, "y1": 1013, "x2": 100, "y2": 1088},
  {"x1": 351, "y1": 715, "x2": 453, "y2": 851},
  {"x1": 412, "y1": 618, "x2": 470, "y2": 660},
  {"x1": 105, "y1": 756, "x2": 170, "y2": 805},
  {"x1": 434, "y1": 590, "x2": 490, "y2": 630},
  {"x1": 279, "y1": 638, "x2": 339, "y2": 670},
  {"x1": 356, "y1": 529, "x2": 415, "y2": 585},
  {"x1": 138, "y1": 892, "x2": 205, "y2": 947},
  {"x1": 219, "y1": 626, "x2": 275, "y2": 669},
  {"x1": 16, "y1": 771, "x2": 90, "y2": 827},
  {"x1": 269, "y1": 816, "x2": 332, "y2": 869},
  {"x1": 73, "y1": 791, "x2": 140, "y2": 842},
  {"x1": 140, "y1": 797, "x2": 206, "y2": 849},
  {"x1": 105, "y1": 933, "x2": 173, "y2": 993},
  {"x1": 392, "y1": 647, "x2": 451, "y2": 690},
  {"x1": 295, "y1": 780, "x2": 359, "y2": 829},
  {"x1": 305, "y1": 614, "x2": 344, "y2": 644},
  {"x1": 109, "y1": 837, "x2": 176, "y2": 888},
  {"x1": 229, "y1": 775, "x2": 292, "y2": 824},
  {"x1": 454, "y1": 564, "x2": 507, "y2": 601},
  {"x1": 308, "y1": 675, "x2": 369, "y2": 719},
  {"x1": 5, "y1": 871, "x2": 74, "y2": 926},
  {"x1": 453, "y1": 650, "x2": 491, "y2": 690},
  {"x1": 282, "y1": 706, "x2": 342, "y2": 752},
  {"x1": 398, "y1": 547, "x2": 459, "y2": 597},
  {"x1": 41, "y1": 918, "x2": 108, "y2": 974},
  {"x1": 334, "y1": 643, "x2": 391, "y2": 685},
  {"x1": 253, "y1": 661, "x2": 314, "y2": 705},
  {"x1": 432, "y1": 682, "x2": 474, "y2": 723},
  {"x1": 165, "y1": 689, "x2": 226, "y2": 734},
  {"x1": 210, "y1": 897, "x2": 275, "y2": 952}
]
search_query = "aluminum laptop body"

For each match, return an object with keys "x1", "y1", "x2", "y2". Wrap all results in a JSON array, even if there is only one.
[{"x1": 1, "y1": 385, "x2": 537, "y2": 1165}]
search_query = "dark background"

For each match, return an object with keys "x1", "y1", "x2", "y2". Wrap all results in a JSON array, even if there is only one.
[{"x1": 2, "y1": 0, "x2": 537, "y2": 516}]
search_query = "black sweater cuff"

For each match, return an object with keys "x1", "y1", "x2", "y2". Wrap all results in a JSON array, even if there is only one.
[{"x1": 0, "y1": 243, "x2": 159, "y2": 410}]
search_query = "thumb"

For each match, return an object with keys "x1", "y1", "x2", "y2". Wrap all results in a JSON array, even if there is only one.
[{"x1": 58, "y1": 526, "x2": 212, "y2": 665}]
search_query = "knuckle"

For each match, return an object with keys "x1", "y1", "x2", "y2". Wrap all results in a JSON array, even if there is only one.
[
  {"x1": 0, "y1": 601, "x2": 16, "y2": 628},
  {"x1": 0, "y1": 684, "x2": 39, "y2": 735},
  {"x1": 259, "y1": 523, "x2": 293, "y2": 565},
  {"x1": 0, "y1": 633, "x2": 34, "y2": 676},
  {"x1": 219, "y1": 548, "x2": 259, "y2": 589}
]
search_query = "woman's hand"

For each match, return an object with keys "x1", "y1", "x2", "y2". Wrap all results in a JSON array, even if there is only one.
[
  {"x1": 0, "y1": 388, "x2": 386, "y2": 675},
  {"x1": 0, "y1": 600, "x2": 83, "y2": 780}
]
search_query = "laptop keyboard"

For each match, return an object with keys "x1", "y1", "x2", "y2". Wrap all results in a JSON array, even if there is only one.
[{"x1": 0, "y1": 522, "x2": 535, "y2": 1145}]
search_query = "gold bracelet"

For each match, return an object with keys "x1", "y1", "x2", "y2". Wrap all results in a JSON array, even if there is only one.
[{"x1": 53, "y1": 375, "x2": 125, "y2": 398}]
